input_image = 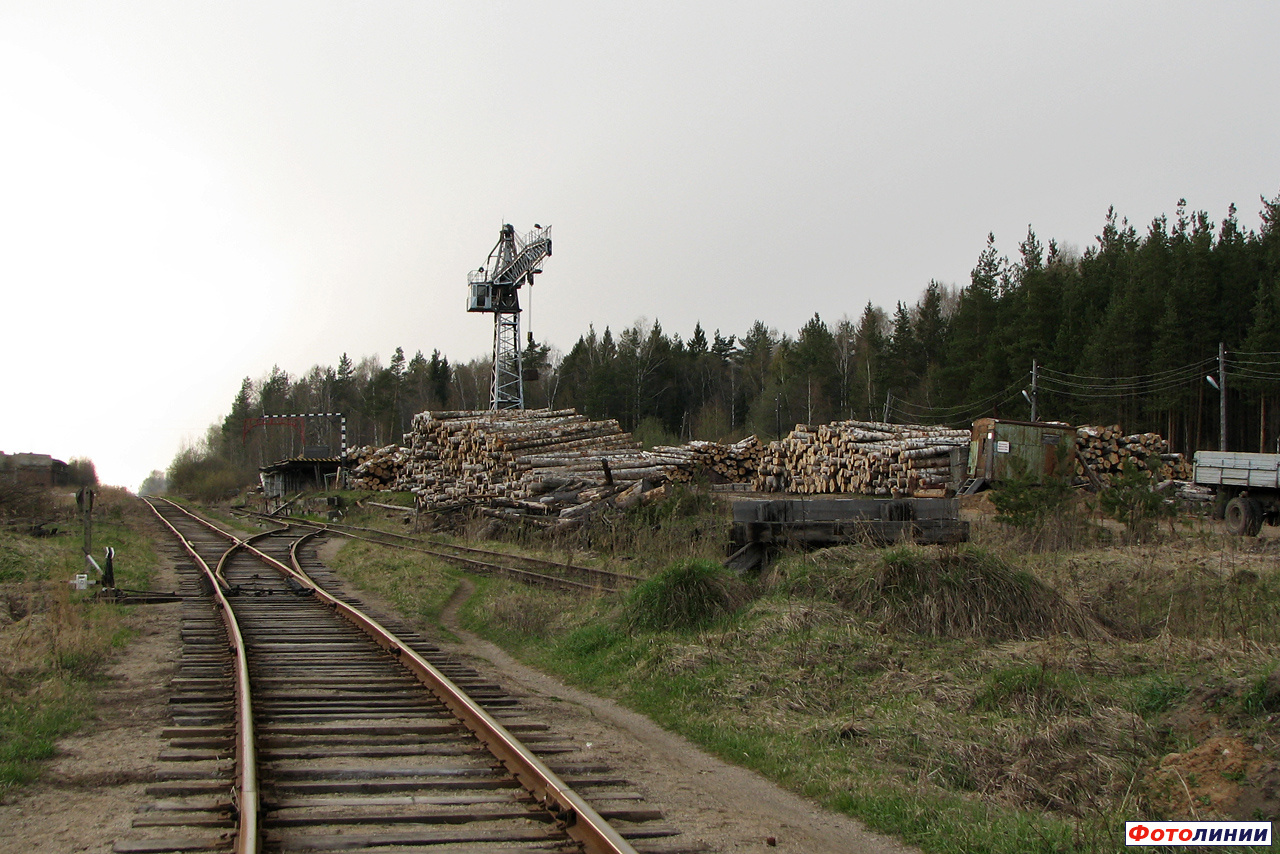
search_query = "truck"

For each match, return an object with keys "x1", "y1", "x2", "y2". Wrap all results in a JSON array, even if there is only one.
[{"x1": 1192, "y1": 451, "x2": 1280, "y2": 535}]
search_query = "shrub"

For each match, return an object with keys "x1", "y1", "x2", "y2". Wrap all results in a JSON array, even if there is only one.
[
  {"x1": 1097, "y1": 459, "x2": 1173, "y2": 540},
  {"x1": 631, "y1": 416, "x2": 679, "y2": 449},
  {"x1": 0, "y1": 484, "x2": 60, "y2": 521},
  {"x1": 990, "y1": 471, "x2": 1091, "y2": 551},
  {"x1": 627, "y1": 558, "x2": 747, "y2": 631},
  {"x1": 778, "y1": 544, "x2": 1103, "y2": 641},
  {"x1": 991, "y1": 474, "x2": 1074, "y2": 528},
  {"x1": 166, "y1": 447, "x2": 254, "y2": 502}
]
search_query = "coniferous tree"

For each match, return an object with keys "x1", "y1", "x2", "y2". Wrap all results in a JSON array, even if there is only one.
[
  {"x1": 1242, "y1": 279, "x2": 1280, "y2": 451},
  {"x1": 853, "y1": 302, "x2": 888, "y2": 420},
  {"x1": 885, "y1": 302, "x2": 920, "y2": 400},
  {"x1": 427, "y1": 350, "x2": 451, "y2": 409},
  {"x1": 941, "y1": 234, "x2": 1005, "y2": 410},
  {"x1": 784, "y1": 314, "x2": 834, "y2": 425},
  {"x1": 914, "y1": 281, "x2": 948, "y2": 379}
]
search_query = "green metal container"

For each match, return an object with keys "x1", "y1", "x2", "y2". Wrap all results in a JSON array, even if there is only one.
[{"x1": 967, "y1": 418, "x2": 1075, "y2": 484}]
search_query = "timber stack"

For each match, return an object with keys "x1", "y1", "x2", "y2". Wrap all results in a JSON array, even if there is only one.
[
  {"x1": 396, "y1": 409, "x2": 682, "y2": 519},
  {"x1": 652, "y1": 436, "x2": 765, "y2": 484},
  {"x1": 754, "y1": 420, "x2": 969, "y2": 497},
  {"x1": 345, "y1": 444, "x2": 407, "y2": 491},
  {"x1": 1074, "y1": 425, "x2": 1193, "y2": 485}
]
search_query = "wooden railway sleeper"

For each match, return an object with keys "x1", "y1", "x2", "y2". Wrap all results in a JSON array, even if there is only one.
[{"x1": 147, "y1": 498, "x2": 645, "y2": 854}]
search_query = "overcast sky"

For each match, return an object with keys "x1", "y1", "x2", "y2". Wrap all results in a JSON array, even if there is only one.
[{"x1": 2, "y1": 1, "x2": 1277, "y2": 490}]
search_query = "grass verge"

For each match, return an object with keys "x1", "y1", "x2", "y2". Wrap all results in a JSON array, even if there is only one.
[
  {"x1": 1, "y1": 487, "x2": 157, "y2": 795},
  {"x1": 458, "y1": 538, "x2": 1278, "y2": 852},
  {"x1": 313, "y1": 494, "x2": 1279, "y2": 853},
  {"x1": 325, "y1": 539, "x2": 465, "y2": 630}
]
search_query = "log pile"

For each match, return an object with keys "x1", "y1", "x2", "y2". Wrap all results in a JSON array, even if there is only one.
[
  {"x1": 652, "y1": 436, "x2": 766, "y2": 484},
  {"x1": 753, "y1": 421, "x2": 969, "y2": 497},
  {"x1": 345, "y1": 444, "x2": 407, "y2": 491},
  {"x1": 343, "y1": 412, "x2": 1197, "y2": 517},
  {"x1": 395, "y1": 409, "x2": 682, "y2": 519},
  {"x1": 1074, "y1": 425, "x2": 1192, "y2": 485}
]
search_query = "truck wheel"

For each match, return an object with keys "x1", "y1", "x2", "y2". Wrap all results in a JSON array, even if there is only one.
[
  {"x1": 1246, "y1": 498, "x2": 1265, "y2": 535},
  {"x1": 1225, "y1": 497, "x2": 1263, "y2": 536},
  {"x1": 1212, "y1": 492, "x2": 1229, "y2": 521}
]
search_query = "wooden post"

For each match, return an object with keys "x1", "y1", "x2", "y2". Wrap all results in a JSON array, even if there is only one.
[
  {"x1": 76, "y1": 486, "x2": 94, "y2": 557},
  {"x1": 1219, "y1": 341, "x2": 1227, "y2": 452}
]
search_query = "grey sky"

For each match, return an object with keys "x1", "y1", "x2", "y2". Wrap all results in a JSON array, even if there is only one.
[{"x1": 2, "y1": 1, "x2": 1277, "y2": 490}]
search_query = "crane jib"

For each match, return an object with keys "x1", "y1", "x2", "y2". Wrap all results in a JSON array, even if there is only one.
[{"x1": 493, "y1": 237, "x2": 551, "y2": 285}]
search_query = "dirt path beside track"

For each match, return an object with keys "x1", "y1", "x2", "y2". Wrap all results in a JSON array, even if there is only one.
[{"x1": 429, "y1": 576, "x2": 919, "y2": 854}]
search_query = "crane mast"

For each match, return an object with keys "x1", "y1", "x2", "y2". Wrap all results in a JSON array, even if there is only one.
[{"x1": 466, "y1": 223, "x2": 552, "y2": 409}]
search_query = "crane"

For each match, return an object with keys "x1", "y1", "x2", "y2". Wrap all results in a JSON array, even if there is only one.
[{"x1": 467, "y1": 223, "x2": 552, "y2": 409}]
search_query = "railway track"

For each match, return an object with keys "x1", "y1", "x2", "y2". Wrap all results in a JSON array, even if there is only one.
[
  {"x1": 231, "y1": 508, "x2": 640, "y2": 594},
  {"x1": 116, "y1": 498, "x2": 684, "y2": 854}
]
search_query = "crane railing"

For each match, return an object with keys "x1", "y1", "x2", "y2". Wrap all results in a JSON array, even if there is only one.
[{"x1": 469, "y1": 225, "x2": 551, "y2": 288}]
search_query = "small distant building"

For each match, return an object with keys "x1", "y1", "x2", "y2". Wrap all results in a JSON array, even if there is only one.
[
  {"x1": 259, "y1": 453, "x2": 342, "y2": 499},
  {"x1": 0, "y1": 452, "x2": 69, "y2": 487},
  {"x1": 966, "y1": 418, "x2": 1077, "y2": 487}
]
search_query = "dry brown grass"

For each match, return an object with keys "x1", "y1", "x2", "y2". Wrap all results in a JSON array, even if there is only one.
[
  {"x1": 1, "y1": 583, "x2": 128, "y2": 685},
  {"x1": 479, "y1": 584, "x2": 573, "y2": 638},
  {"x1": 335, "y1": 494, "x2": 1280, "y2": 848},
  {"x1": 775, "y1": 543, "x2": 1106, "y2": 641},
  {"x1": 985, "y1": 529, "x2": 1280, "y2": 645},
  {"x1": 981, "y1": 709, "x2": 1153, "y2": 816}
]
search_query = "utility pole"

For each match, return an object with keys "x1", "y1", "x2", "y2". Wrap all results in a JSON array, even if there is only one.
[
  {"x1": 1219, "y1": 341, "x2": 1227, "y2": 452},
  {"x1": 1030, "y1": 359, "x2": 1038, "y2": 423}
]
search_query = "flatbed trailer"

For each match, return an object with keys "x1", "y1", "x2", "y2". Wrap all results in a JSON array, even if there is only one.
[
  {"x1": 725, "y1": 496, "x2": 969, "y2": 572},
  {"x1": 1192, "y1": 450, "x2": 1280, "y2": 535}
]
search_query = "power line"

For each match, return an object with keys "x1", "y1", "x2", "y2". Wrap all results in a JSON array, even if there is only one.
[
  {"x1": 889, "y1": 383, "x2": 1028, "y2": 425},
  {"x1": 1228, "y1": 356, "x2": 1280, "y2": 367},
  {"x1": 1036, "y1": 373, "x2": 1210, "y2": 398},
  {"x1": 1037, "y1": 357, "x2": 1216, "y2": 384},
  {"x1": 889, "y1": 374, "x2": 1031, "y2": 418},
  {"x1": 883, "y1": 347, "x2": 1280, "y2": 427},
  {"x1": 1226, "y1": 366, "x2": 1280, "y2": 381}
]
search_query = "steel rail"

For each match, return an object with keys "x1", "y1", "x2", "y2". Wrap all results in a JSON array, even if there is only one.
[
  {"x1": 143, "y1": 498, "x2": 259, "y2": 854},
  {"x1": 234, "y1": 508, "x2": 639, "y2": 592},
  {"x1": 232, "y1": 506, "x2": 612, "y2": 571},
  {"x1": 254, "y1": 507, "x2": 629, "y2": 573},
  {"x1": 214, "y1": 528, "x2": 297, "y2": 595},
  {"x1": 162, "y1": 501, "x2": 641, "y2": 854}
]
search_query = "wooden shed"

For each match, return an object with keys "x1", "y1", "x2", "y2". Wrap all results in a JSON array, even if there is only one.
[{"x1": 259, "y1": 455, "x2": 342, "y2": 499}]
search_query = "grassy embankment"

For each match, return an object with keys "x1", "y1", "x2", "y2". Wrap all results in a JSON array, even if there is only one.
[
  {"x1": 0, "y1": 487, "x2": 159, "y2": 793},
  {"x1": 324, "y1": 490, "x2": 1280, "y2": 854}
]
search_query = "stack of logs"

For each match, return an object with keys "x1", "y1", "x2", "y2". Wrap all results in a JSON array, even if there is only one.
[
  {"x1": 1075, "y1": 425, "x2": 1193, "y2": 485},
  {"x1": 753, "y1": 421, "x2": 970, "y2": 497},
  {"x1": 346, "y1": 444, "x2": 408, "y2": 491},
  {"x1": 340, "y1": 410, "x2": 1196, "y2": 523},
  {"x1": 652, "y1": 436, "x2": 766, "y2": 484},
  {"x1": 394, "y1": 409, "x2": 685, "y2": 520}
]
